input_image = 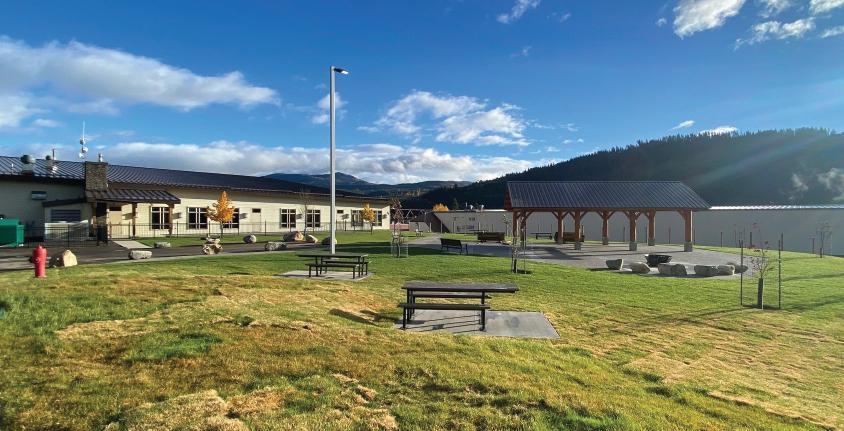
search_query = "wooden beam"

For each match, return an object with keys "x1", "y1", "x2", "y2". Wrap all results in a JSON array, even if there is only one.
[
  {"x1": 600, "y1": 210, "x2": 611, "y2": 245},
  {"x1": 626, "y1": 210, "x2": 638, "y2": 251},
  {"x1": 131, "y1": 202, "x2": 137, "y2": 238},
  {"x1": 555, "y1": 210, "x2": 564, "y2": 244},
  {"x1": 573, "y1": 210, "x2": 584, "y2": 249},
  {"x1": 647, "y1": 211, "x2": 656, "y2": 246},
  {"x1": 682, "y1": 210, "x2": 693, "y2": 251}
]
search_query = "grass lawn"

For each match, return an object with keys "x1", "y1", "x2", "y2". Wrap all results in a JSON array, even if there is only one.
[
  {"x1": 0, "y1": 239, "x2": 841, "y2": 429},
  {"x1": 136, "y1": 230, "x2": 402, "y2": 248}
]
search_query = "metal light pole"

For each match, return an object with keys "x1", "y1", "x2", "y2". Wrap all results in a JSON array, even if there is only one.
[{"x1": 329, "y1": 65, "x2": 349, "y2": 254}]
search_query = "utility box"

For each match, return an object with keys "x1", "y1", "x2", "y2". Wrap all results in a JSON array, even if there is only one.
[{"x1": 0, "y1": 219, "x2": 24, "y2": 247}]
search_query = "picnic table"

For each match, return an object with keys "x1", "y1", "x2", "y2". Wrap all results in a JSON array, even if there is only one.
[
  {"x1": 297, "y1": 252, "x2": 369, "y2": 278},
  {"x1": 399, "y1": 282, "x2": 518, "y2": 330}
]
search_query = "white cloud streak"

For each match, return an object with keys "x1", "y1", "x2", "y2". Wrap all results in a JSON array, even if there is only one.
[
  {"x1": 820, "y1": 25, "x2": 844, "y2": 37},
  {"x1": 497, "y1": 0, "x2": 541, "y2": 24},
  {"x1": 735, "y1": 18, "x2": 815, "y2": 47},
  {"x1": 673, "y1": 0, "x2": 746, "y2": 37},
  {"x1": 759, "y1": 0, "x2": 792, "y2": 17},
  {"x1": 810, "y1": 0, "x2": 844, "y2": 14},
  {"x1": 700, "y1": 125, "x2": 738, "y2": 135},
  {"x1": 310, "y1": 92, "x2": 345, "y2": 125},
  {"x1": 672, "y1": 119, "x2": 696, "y2": 129}
]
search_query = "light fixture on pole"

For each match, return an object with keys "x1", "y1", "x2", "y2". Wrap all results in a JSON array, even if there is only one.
[{"x1": 329, "y1": 66, "x2": 349, "y2": 254}]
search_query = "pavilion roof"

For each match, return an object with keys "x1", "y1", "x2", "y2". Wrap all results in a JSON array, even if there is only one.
[{"x1": 504, "y1": 181, "x2": 710, "y2": 211}]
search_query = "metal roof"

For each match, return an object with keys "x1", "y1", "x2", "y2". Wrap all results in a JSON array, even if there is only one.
[
  {"x1": 505, "y1": 181, "x2": 710, "y2": 210},
  {"x1": 86, "y1": 189, "x2": 181, "y2": 204},
  {"x1": 710, "y1": 205, "x2": 844, "y2": 210},
  {"x1": 0, "y1": 156, "x2": 380, "y2": 200}
]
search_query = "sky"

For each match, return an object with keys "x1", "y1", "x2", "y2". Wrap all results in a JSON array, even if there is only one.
[{"x1": 1, "y1": 0, "x2": 843, "y2": 184}]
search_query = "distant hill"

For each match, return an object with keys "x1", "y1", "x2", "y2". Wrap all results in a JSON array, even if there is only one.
[
  {"x1": 405, "y1": 128, "x2": 844, "y2": 209},
  {"x1": 265, "y1": 172, "x2": 470, "y2": 197}
]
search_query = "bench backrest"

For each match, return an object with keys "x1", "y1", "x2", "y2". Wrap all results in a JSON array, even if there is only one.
[
  {"x1": 441, "y1": 238, "x2": 463, "y2": 246},
  {"x1": 477, "y1": 232, "x2": 505, "y2": 241}
]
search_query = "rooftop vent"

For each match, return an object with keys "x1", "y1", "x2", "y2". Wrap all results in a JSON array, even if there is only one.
[{"x1": 20, "y1": 154, "x2": 36, "y2": 175}]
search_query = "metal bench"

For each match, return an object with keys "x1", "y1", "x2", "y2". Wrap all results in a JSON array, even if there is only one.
[
  {"x1": 398, "y1": 302, "x2": 491, "y2": 330},
  {"x1": 532, "y1": 232, "x2": 553, "y2": 240},
  {"x1": 477, "y1": 232, "x2": 505, "y2": 243},
  {"x1": 440, "y1": 238, "x2": 468, "y2": 254}
]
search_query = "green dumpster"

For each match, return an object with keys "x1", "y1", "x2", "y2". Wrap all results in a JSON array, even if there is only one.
[{"x1": 0, "y1": 219, "x2": 24, "y2": 247}]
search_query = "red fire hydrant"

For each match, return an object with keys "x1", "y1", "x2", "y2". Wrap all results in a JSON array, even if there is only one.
[{"x1": 32, "y1": 245, "x2": 47, "y2": 278}]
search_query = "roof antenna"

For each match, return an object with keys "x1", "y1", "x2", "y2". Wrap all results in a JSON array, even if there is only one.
[{"x1": 78, "y1": 121, "x2": 89, "y2": 159}]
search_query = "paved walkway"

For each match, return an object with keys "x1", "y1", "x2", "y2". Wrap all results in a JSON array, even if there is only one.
[
  {"x1": 395, "y1": 310, "x2": 559, "y2": 339},
  {"x1": 112, "y1": 240, "x2": 151, "y2": 249}
]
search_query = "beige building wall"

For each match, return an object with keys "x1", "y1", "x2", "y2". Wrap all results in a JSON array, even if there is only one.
[{"x1": 0, "y1": 179, "x2": 86, "y2": 226}]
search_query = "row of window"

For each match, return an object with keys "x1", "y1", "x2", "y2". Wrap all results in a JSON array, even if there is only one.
[{"x1": 148, "y1": 207, "x2": 382, "y2": 230}]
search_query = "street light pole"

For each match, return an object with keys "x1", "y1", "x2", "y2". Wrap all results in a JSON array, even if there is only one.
[{"x1": 329, "y1": 66, "x2": 348, "y2": 254}]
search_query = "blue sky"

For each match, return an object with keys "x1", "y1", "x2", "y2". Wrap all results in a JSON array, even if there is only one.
[{"x1": 1, "y1": 0, "x2": 843, "y2": 183}]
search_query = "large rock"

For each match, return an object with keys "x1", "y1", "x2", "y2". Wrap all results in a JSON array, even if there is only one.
[
  {"x1": 283, "y1": 231, "x2": 304, "y2": 242},
  {"x1": 128, "y1": 250, "x2": 152, "y2": 260},
  {"x1": 629, "y1": 262, "x2": 651, "y2": 274},
  {"x1": 304, "y1": 234, "x2": 319, "y2": 244},
  {"x1": 728, "y1": 262, "x2": 749, "y2": 274},
  {"x1": 321, "y1": 236, "x2": 337, "y2": 246},
  {"x1": 154, "y1": 241, "x2": 171, "y2": 248},
  {"x1": 265, "y1": 241, "x2": 287, "y2": 251},
  {"x1": 694, "y1": 265, "x2": 718, "y2": 277},
  {"x1": 657, "y1": 263, "x2": 674, "y2": 276},
  {"x1": 717, "y1": 265, "x2": 735, "y2": 276},
  {"x1": 202, "y1": 243, "x2": 223, "y2": 255},
  {"x1": 204, "y1": 237, "x2": 220, "y2": 245},
  {"x1": 49, "y1": 250, "x2": 77, "y2": 268},
  {"x1": 243, "y1": 235, "x2": 257, "y2": 244},
  {"x1": 605, "y1": 259, "x2": 624, "y2": 270},
  {"x1": 671, "y1": 264, "x2": 688, "y2": 276}
]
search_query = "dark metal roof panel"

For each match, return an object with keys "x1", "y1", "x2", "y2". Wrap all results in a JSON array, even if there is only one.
[
  {"x1": 86, "y1": 188, "x2": 181, "y2": 204},
  {"x1": 506, "y1": 181, "x2": 710, "y2": 210}
]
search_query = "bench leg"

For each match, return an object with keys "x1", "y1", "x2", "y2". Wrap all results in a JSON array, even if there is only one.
[
  {"x1": 480, "y1": 309, "x2": 486, "y2": 331},
  {"x1": 402, "y1": 308, "x2": 407, "y2": 329}
]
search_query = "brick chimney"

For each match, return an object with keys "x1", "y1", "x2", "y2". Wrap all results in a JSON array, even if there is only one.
[{"x1": 84, "y1": 161, "x2": 108, "y2": 191}]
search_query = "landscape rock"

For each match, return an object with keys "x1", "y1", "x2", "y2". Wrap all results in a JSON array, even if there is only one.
[
  {"x1": 202, "y1": 243, "x2": 223, "y2": 255},
  {"x1": 694, "y1": 265, "x2": 718, "y2": 277},
  {"x1": 728, "y1": 262, "x2": 749, "y2": 274},
  {"x1": 283, "y1": 231, "x2": 304, "y2": 242},
  {"x1": 605, "y1": 258, "x2": 624, "y2": 270},
  {"x1": 243, "y1": 234, "x2": 257, "y2": 244},
  {"x1": 153, "y1": 241, "x2": 171, "y2": 248},
  {"x1": 321, "y1": 236, "x2": 337, "y2": 246},
  {"x1": 49, "y1": 250, "x2": 77, "y2": 268},
  {"x1": 671, "y1": 264, "x2": 688, "y2": 276},
  {"x1": 265, "y1": 241, "x2": 287, "y2": 251},
  {"x1": 657, "y1": 263, "x2": 674, "y2": 276},
  {"x1": 629, "y1": 262, "x2": 651, "y2": 274},
  {"x1": 304, "y1": 234, "x2": 319, "y2": 244},
  {"x1": 204, "y1": 237, "x2": 220, "y2": 245},
  {"x1": 128, "y1": 250, "x2": 153, "y2": 260},
  {"x1": 717, "y1": 265, "x2": 736, "y2": 276}
]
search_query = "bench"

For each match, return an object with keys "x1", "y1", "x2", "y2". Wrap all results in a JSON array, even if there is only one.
[
  {"x1": 324, "y1": 258, "x2": 368, "y2": 275},
  {"x1": 398, "y1": 302, "x2": 491, "y2": 330},
  {"x1": 556, "y1": 231, "x2": 585, "y2": 243},
  {"x1": 440, "y1": 238, "x2": 468, "y2": 254},
  {"x1": 477, "y1": 232, "x2": 505, "y2": 243},
  {"x1": 532, "y1": 232, "x2": 553, "y2": 240},
  {"x1": 307, "y1": 261, "x2": 363, "y2": 278}
]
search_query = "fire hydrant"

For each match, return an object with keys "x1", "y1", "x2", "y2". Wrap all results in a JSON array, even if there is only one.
[{"x1": 32, "y1": 245, "x2": 47, "y2": 278}]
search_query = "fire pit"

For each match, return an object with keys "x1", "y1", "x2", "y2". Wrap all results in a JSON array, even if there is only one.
[{"x1": 645, "y1": 254, "x2": 672, "y2": 267}]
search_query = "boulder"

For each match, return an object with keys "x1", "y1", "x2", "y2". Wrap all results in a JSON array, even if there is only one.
[
  {"x1": 717, "y1": 265, "x2": 735, "y2": 276},
  {"x1": 605, "y1": 259, "x2": 624, "y2": 270},
  {"x1": 128, "y1": 250, "x2": 153, "y2": 260},
  {"x1": 49, "y1": 250, "x2": 77, "y2": 268},
  {"x1": 629, "y1": 262, "x2": 651, "y2": 274},
  {"x1": 154, "y1": 241, "x2": 171, "y2": 248},
  {"x1": 283, "y1": 231, "x2": 304, "y2": 242},
  {"x1": 694, "y1": 265, "x2": 718, "y2": 277},
  {"x1": 304, "y1": 234, "x2": 319, "y2": 244},
  {"x1": 204, "y1": 237, "x2": 220, "y2": 245},
  {"x1": 671, "y1": 264, "x2": 688, "y2": 276},
  {"x1": 728, "y1": 262, "x2": 749, "y2": 274},
  {"x1": 202, "y1": 243, "x2": 223, "y2": 255},
  {"x1": 243, "y1": 235, "x2": 257, "y2": 244},
  {"x1": 657, "y1": 263, "x2": 674, "y2": 276},
  {"x1": 321, "y1": 236, "x2": 337, "y2": 246},
  {"x1": 265, "y1": 241, "x2": 287, "y2": 251}
]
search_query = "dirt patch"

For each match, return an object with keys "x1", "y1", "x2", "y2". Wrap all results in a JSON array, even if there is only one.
[
  {"x1": 228, "y1": 386, "x2": 291, "y2": 416},
  {"x1": 107, "y1": 390, "x2": 248, "y2": 431}
]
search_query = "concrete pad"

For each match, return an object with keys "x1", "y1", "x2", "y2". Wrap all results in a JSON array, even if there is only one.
[
  {"x1": 395, "y1": 310, "x2": 559, "y2": 339},
  {"x1": 112, "y1": 240, "x2": 152, "y2": 249},
  {"x1": 278, "y1": 270, "x2": 370, "y2": 281}
]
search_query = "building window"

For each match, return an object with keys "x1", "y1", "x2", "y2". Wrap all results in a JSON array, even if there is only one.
[
  {"x1": 50, "y1": 209, "x2": 82, "y2": 223},
  {"x1": 306, "y1": 209, "x2": 321, "y2": 228},
  {"x1": 375, "y1": 210, "x2": 383, "y2": 225},
  {"x1": 151, "y1": 207, "x2": 171, "y2": 230},
  {"x1": 188, "y1": 207, "x2": 208, "y2": 229},
  {"x1": 280, "y1": 209, "x2": 296, "y2": 229},
  {"x1": 223, "y1": 208, "x2": 240, "y2": 229},
  {"x1": 351, "y1": 209, "x2": 363, "y2": 227}
]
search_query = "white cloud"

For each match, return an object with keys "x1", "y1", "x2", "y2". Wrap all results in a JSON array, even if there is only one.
[
  {"x1": 0, "y1": 94, "x2": 42, "y2": 128},
  {"x1": 657, "y1": 17, "x2": 668, "y2": 26},
  {"x1": 497, "y1": 0, "x2": 541, "y2": 24},
  {"x1": 310, "y1": 92, "x2": 345, "y2": 125},
  {"x1": 31, "y1": 118, "x2": 62, "y2": 128},
  {"x1": 700, "y1": 125, "x2": 738, "y2": 135},
  {"x1": 759, "y1": 0, "x2": 792, "y2": 17},
  {"x1": 817, "y1": 168, "x2": 844, "y2": 201},
  {"x1": 736, "y1": 18, "x2": 815, "y2": 47},
  {"x1": 562, "y1": 138, "x2": 585, "y2": 144},
  {"x1": 550, "y1": 12, "x2": 571, "y2": 23},
  {"x1": 810, "y1": 0, "x2": 844, "y2": 14},
  {"x1": 673, "y1": 0, "x2": 746, "y2": 37},
  {"x1": 0, "y1": 36, "x2": 278, "y2": 115},
  {"x1": 563, "y1": 123, "x2": 579, "y2": 132},
  {"x1": 93, "y1": 140, "x2": 539, "y2": 183},
  {"x1": 820, "y1": 25, "x2": 844, "y2": 37},
  {"x1": 671, "y1": 119, "x2": 696, "y2": 129},
  {"x1": 544, "y1": 146, "x2": 561, "y2": 152},
  {"x1": 371, "y1": 90, "x2": 528, "y2": 146},
  {"x1": 511, "y1": 46, "x2": 532, "y2": 58}
]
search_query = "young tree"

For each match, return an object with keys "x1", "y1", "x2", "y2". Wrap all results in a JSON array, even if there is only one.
[
  {"x1": 361, "y1": 203, "x2": 377, "y2": 234},
  {"x1": 207, "y1": 191, "x2": 235, "y2": 237},
  {"x1": 432, "y1": 203, "x2": 449, "y2": 212}
]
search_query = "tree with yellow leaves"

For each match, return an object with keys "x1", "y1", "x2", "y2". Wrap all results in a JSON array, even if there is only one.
[
  {"x1": 208, "y1": 191, "x2": 235, "y2": 237},
  {"x1": 432, "y1": 203, "x2": 449, "y2": 212},
  {"x1": 361, "y1": 203, "x2": 377, "y2": 234}
]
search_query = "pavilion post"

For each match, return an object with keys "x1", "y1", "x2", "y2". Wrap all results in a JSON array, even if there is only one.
[
  {"x1": 555, "y1": 211, "x2": 564, "y2": 245},
  {"x1": 131, "y1": 203, "x2": 137, "y2": 238},
  {"x1": 627, "y1": 211, "x2": 638, "y2": 251},
  {"x1": 647, "y1": 211, "x2": 656, "y2": 246},
  {"x1": 573, "y1": 211, "x2": 584, "y2": 250},
  {"x1": 682, "y1": 210, "x2": 694, "y2": 252},
  {"x1": 511, "y1": 210, "x2": 519, "y2": 239},
  {"x1": 600, "y1": 211, "x2": 611, "y2": 245}
]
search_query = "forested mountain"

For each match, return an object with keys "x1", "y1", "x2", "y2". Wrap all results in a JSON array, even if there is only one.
[
  {"x1": 405, "y1": 128, "x2": 844, "y2": 209},
  {"x1": 265, "y1": 172, "x2": 470, "y2": 197}
]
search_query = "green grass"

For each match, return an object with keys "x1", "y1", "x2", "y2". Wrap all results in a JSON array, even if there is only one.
[{"x1": 0, "y1": 244, "x2": 841, "y2": 430}]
